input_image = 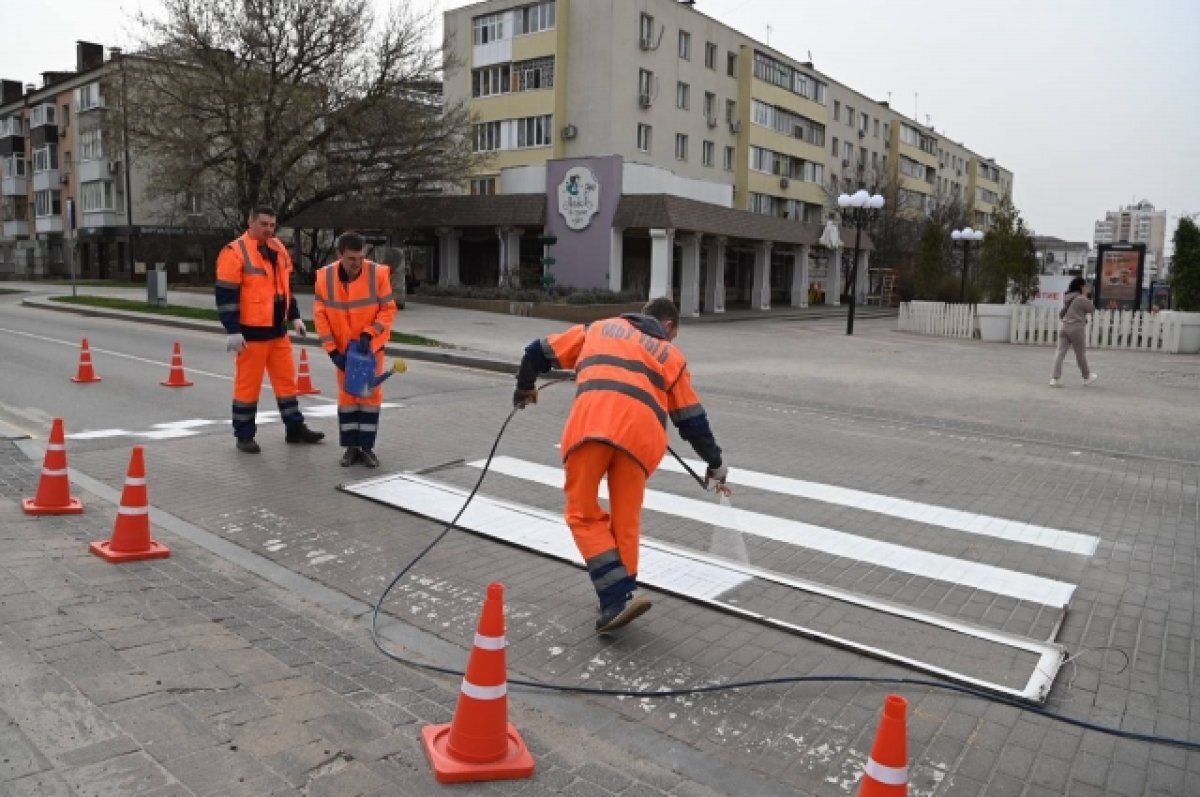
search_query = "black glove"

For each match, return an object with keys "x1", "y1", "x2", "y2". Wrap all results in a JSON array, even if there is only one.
[
  {"x1": 329, "y1": 351, "x2": 347, "y2": 371},
  {"x1": 513, "y1": 387, "x2": 538, "y2": 409},
  {"x1": 357, "y1": 333, "x2": 373, "y2": 354}
]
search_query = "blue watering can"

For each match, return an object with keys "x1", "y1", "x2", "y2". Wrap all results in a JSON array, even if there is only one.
[{"x1": 344, "y1": 345, "x2": 406, "y2": 398}]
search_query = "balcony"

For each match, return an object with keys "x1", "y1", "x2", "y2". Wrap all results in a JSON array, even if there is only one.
[
  {"x1": 2, "y1": 176, "x2": 26, "y2": 196},
  {"x1": 35, "y1": 216, "x2": 63, "y2": 234},
  {"x1": 78, "y1": 158, "x2": 110, "y2": 183},
  {"x1": 32, "y1": 170, "x2": 60, "y2": 192},
  {"x1": 2, "y1": 220, "x2": 30, "y2": 238}
]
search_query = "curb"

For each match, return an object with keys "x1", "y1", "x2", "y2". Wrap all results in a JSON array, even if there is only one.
[{"x1": 20, "y1": 296, "x2": 573, "y2": 379}]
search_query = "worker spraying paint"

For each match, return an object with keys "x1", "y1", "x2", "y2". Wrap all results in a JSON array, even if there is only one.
[{"x1": 513, "y1": 297, "x2": 729, "y2": 633}]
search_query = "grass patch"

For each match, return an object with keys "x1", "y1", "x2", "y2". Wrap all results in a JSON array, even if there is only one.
[
  {"x1": 49, "y1": 294, "x2": 444, "y2": 347},
  {"x1": 0, "y1": 288, "x2": 27, "y2": 295}
]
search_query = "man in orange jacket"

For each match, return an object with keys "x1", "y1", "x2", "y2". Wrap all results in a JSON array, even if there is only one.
[
  {"x1": 313, "y1": 232, "x2": 398, "y2": 468},
  {"x1": 514, "y1": 297, "x2": 728, "y2": 633},
  {"x1": 215, "y1": 205, "x2": 325, "y2": 453}
]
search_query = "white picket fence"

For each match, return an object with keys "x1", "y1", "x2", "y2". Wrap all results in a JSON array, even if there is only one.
[
  {"x1": 1010, "y1": 305, "x2": 1182, "y2": 351},
  {"x1": 897, "y1": 302, "x2": 976, "y2": 338}
]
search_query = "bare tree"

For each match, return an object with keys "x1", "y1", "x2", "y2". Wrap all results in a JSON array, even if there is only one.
[{"x1": 121, "y1": 0, "x2": 480, "y2": 234}]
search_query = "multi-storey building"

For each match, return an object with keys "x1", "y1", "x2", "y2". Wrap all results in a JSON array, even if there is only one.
[
  {"x1": 439, "y1": 0, "x2": 1014, "y2": 312},
  {"x1": 0, "y1": 42, "x2": 228, "y2": 281},
  {"x1": 1093, "y1": 200, "x2": 1167, "y2": 280}
]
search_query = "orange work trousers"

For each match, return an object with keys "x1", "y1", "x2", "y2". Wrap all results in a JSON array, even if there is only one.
[
  {"x1": 231, "y1": 337, "x2": 303, "y2": 438},
  {"x1": 564, "y1": 441, "x2": 648, "y2": 579}
]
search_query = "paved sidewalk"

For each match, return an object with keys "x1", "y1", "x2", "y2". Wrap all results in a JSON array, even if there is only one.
[{"x1": 0, "y1": 440, "x2": 790, "y2": 797}]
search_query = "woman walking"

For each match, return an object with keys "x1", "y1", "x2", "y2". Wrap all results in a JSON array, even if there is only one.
[{"x1": 1050, "y1": 276, "x2": 1098, "y2": 387}]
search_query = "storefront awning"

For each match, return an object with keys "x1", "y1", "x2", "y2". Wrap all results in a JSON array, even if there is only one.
[{"x1": 284, "y1": 195, "x2": 547, "y2": 231}]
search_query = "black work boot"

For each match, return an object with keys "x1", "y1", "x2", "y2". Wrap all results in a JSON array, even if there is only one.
[
  {"x1": 595, "y1": 592, "x2": 652, "y2": 634},
  {"x1": 359, "y1": 449, "x2": 380, "y2": 469},
  {"x1": 235, "y1": 438, "x2": 261, "y2": 454},
  {"x1": 340, "y1": 447, "x2": 362, "y2": 467},
  {"x1": 285, "y1": 424, "x2": 325, "y2": 444}
]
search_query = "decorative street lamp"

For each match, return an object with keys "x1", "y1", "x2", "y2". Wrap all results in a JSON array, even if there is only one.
[
  {"x1": 951, "y1": 227, "x2": 985, "y2": 302},
  {"x1": 836, "y1": 189, "x2": 885, "y2": 335}
]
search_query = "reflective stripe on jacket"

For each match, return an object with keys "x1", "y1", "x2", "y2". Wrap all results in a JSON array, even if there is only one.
[
  {"x1": 214, "y1": 233, "x2": 297, "y2": 339},
  {"x1": 546, "y1": 317, "x2": 703, "y2": 475},
  {"x1": 312, "y1": 261, "x2": 397, "y2": 354}
]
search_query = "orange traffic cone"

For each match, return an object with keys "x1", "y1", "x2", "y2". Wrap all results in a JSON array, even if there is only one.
[
  {"x1": 421, "y1": 582, "x2": 535, "y2": 784},
  {"x1": 160, "y1": 341, "x2": 194, "y2": 387},
  {"x1": 89, "y1": 446, "x2": 171, "y2": 563},
  {"x1": 71, "y1": 338, "x2": 102, "y2": 383},
  {"x1": 22, "y1": 417, "x2": 83, "y2": 515},
  {"x1": 859, "y1": 694, "x2": 908, "y2": 796},
  {"x1": 295, "y1": 349, "x2": 320, "y2": 395}
]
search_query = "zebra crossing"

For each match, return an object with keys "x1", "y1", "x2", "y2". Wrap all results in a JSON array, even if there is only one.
[{"x1": 344, "y1": 453, "x2": 1100, "y2": 703}]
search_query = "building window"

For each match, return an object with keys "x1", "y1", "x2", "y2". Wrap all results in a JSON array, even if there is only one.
[
  {"x1": 470, "y1": 177, "x2": 497, "y2": 196},
  {"x1": 702, "y1": 140, "x2": 714, "y2": 167},
  {"x1": 79, "y1": 129, "x2": 105, "y2": 161},
  {"x1": 873, "y1": 118, "x2": 880, "y2": 137},
  {"x1": 860, "y1": 112, "x2": 868, "y2": 132},
  {"x1": 675, "y1": 133, "x2": 688, "y2": 161},
  {"x1": 727, "y1": 51, "x2": 737, "y2": 77},
  {"x1": 638, "y1": 69, "x2": 654, "y2": 99},
  {"x1": 30, "y1": 104, "x2": 56, "y2": 128},
  {"x1": 61, "y1": 104, "x2": 70, "y2": 130},
  {"x1": 724, "y1": 146, "x2": 734, "y2": 171},
  {"x1": 704, "y1": 41, "x2": 717, "y2": 69},
  {"x1": 637, "y1": 123, "x2": 652, "y2": 153},
  {"x1": 472, "y1": 12, "x2": 506, "y2": 45},
  {"x1": 80, "y1": 181, "x2": 115, "y2": 212},
  {"x1": 75, "y1": 83, "x2": 102, "y2": 110},
  {"x1": 676, "y1": 81, "x2": 690, "y2": 110},
  {"x1": 751, "y1": 51, "x2": 827, "y2": 104},
  {"x1": 32, "y1": 145, "x2": 58, "y2": 172},
  {"x1": 725, "y1": 99, "x2": 737, "y2": 123},
  {"x1": 831, "y1": 136, "x2": 839, "y2": 155},
  {"x1": 34, "y1": 189, "x2": 61, "y2": 217},
  {"x1": 678, "y1": 30, "x2": 691, "y2": 60},
  {"x1": 845, "y1": 106, "x2": 854, "y2": 127},
  {"x1": 639, "y1": 13, "x2": 655, "y2": 45},
  {"x1": 1, "y1": 154, "x2": 26, "y2": 178},
  {"x1": 900, "y1": 124, "x2": 921, "y2": 147},
  {"x1": 750, "y1": 100, "x2": 825, "y2": 147},
  {"x1": 515, "y1": 114, "x2": 553, "y2": 148},
  {"x1": 515, "y1": 1, "x2": 555, "y2": 35},
  {"x1": 703, "y1": 92, "x2": 716, "y2": 123},
  {"x1": 474, "y1": 120, "x2": 502, "y2": 151},
  {"x1": 472, "y1": 64, "x2": 511, "y2": 97},
  {"x1": 513, "y1": 57, "x2": 554, "y2": 91}
]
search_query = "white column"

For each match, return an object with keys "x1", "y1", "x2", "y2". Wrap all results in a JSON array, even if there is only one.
[
  {"x1": 791, "y1": 245, "x2": 810, "y2": 308},
  {"x1": 826, "y1": 247, "x2": 841, "y2": 305},
  {"x1": 679, "y1": 233, "x2": 702, "y2": 317},
  {"x1": 649, "y1": 228, "x2": 673, "y2": 299},
  {"x1": 751, "y1": 241, "x2": 772, "y2": 310},
  {"x1": 436, "y1": 227, "x2": 461, "y2": 286},
  {"x1": 609, "y1": 227, "x2": 624, "y2": 292},
  {"x1": 705, "y1": 236, "x2": 727, "y2": 313},
  {"x1": 857, "y1": 249, "x2": 871, "y2": 304}
]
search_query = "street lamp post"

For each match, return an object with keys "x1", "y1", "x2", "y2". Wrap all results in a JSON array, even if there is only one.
[
  {"x1": 837, "y1": 189, "x2": 885, "y2": 335},
  {"x1": 951, "y1": 227, "x2": 985, "y2": 302}
]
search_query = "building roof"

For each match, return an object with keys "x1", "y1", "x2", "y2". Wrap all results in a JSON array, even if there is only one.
[
  {"x1": 613, "y1": 195, "x2": 873, "y2": 250},
  {"x1": 284, "y1": 194, "x2": 547, "y2": 230}
]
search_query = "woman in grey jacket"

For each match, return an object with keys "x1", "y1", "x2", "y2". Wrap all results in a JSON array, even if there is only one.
[{"x1": 1050, "y1": 277, "x2": 1098, "y2": 387}]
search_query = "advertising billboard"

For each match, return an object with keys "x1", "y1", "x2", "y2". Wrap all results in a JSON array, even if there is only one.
[{"x1": 1093, "y1": 243, "x2": 1146, "y2": 311}]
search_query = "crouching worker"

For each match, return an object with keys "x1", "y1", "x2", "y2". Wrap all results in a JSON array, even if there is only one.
[
  {"x1": 314, "y1": 232, "x2": 398, "y2": 469},
  {"x1": 514, "y1": 297, "x2": 729, "y2": 633}
]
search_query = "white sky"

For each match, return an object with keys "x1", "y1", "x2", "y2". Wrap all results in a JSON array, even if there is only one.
[{"x1": 3, "y1": 0, "x2": 1197, "y2": 247}]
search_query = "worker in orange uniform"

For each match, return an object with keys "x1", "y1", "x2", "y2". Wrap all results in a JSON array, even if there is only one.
[
  {"x1": 514, "y1": 297, "x2": 729, "y2": 633},
  {"x1": 313, "y1": 231, "x2": 398, "y2": 469},
  {"x1": 215, "y1": 205, "x2": 325, "y2": 453}
]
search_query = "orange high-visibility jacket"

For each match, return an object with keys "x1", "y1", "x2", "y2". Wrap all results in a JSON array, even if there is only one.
[
  {"x1": 215, "y1": 234, "x2": 297, "y2": 334},
  {"x1": 543, "y1": 317, "x2": 705, "y2": 475},
  {"x1": 313, "y1": 261, "x2": 397, "y2": 355}
]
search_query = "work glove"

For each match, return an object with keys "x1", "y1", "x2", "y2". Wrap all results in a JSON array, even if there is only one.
[
  {"x1": 292, "y1": 318, "x2": 308, "y2": 337},
  {"x1": 705, "y1": 462, "x2": 729, "y2": 487},
  {"x1": 329, "y1": 351, "x2": 346, "y2": 371},
  {"x1": 225, "y1": 333, "x2": 246, "y2": 353},
  {"x1": 513, "y1": 387, "x2": 538, "y2": 409},
  {"x1": 357, "y1": 333, "x2": 373, "y2": 354}
]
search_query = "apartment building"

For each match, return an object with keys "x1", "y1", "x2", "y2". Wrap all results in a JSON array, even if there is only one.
[
  {"x1": 0, "y1": 42, "x2": 227, "y2": 281},
  {"x1": 441, "y1": 0, "x2": 1013, "y2": 312},
  {"x1": 1093, "y1": 200, "x2": 1167, "y2": 279}
]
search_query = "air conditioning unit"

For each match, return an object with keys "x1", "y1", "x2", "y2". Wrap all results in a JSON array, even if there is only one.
[
  {"x1": 638, "y1": 93, "x2": 652, "y2": 108},
  {"x1": 58, "y1": 128, "x2": 68, "y2": 138},
  {"x1": 560, "y1": 123, "x2": 578, "y2": 140},
  {"x1": 59, "y1": 173, "x2": 70, "y2": 184},
  {"x1": 779, "y1": 177, "x2": 790, "y2": 189},
  {"x1": 729, "y1": 120, "x2": 741, "y2": 134},
  {"x1": 639, "y1": 36, "x2": 653, "y2": 51},
  {"x1": 706, "y1": 115, "x2": 717, "y2": 128},
  {"x1": 857, "y1": 129, "x2": 865, "y2": 138},
  {"x1": 842, "y1": 159, "x2": 850, "y2": 167},
  {"x1": 107, "y1": 161, "x2": 119, "y2": 174}
]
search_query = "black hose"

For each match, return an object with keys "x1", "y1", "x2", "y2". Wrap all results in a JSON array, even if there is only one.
[{"x1": 368, "y1": 379, "x2": 1200, "y2": 752}]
